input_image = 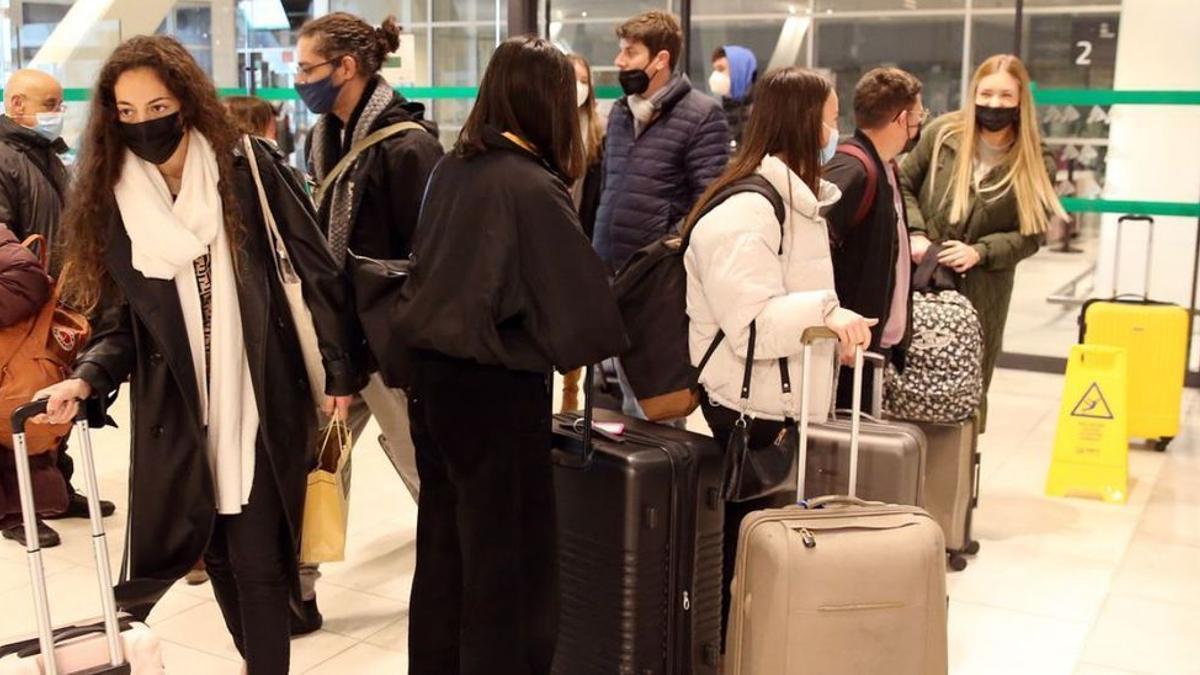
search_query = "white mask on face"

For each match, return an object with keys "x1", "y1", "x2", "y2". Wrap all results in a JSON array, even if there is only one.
[
  {"x1": 576, "y1": 80, "x2": 590, "y2": 108},
  {"x1": 709, "y1": 70, "x2": 731, "y2": 98}
]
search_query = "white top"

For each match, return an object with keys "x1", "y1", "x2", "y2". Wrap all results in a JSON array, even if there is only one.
[{"x1": 685, "y1": 155, "x2": 841, "y2": 421}]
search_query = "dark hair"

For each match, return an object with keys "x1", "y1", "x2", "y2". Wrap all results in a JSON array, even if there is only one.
[
  {"x1": 711, "y1": 46, "x2": 726, "y2": 62},
  {"x1": 224, "y1": 95, "x2": 276, "y2": 136},
  {"x1": 617, "y1": 11, "x2": 683, "y2": 70},
  {"x1": 60, "y1": 35, "x2": 243, "y2": 313},
  {"x1": 854, "y1": 67, "x2": 922, "y2": 130},
  {"x1": 298, "y1": 12, "x2": 401, "y2": 77},
  {"x1": 683, "y1": 67, "x2": 831, "y2": 236},
  {"x1": 457, "y1": 37, "x2": 583, "y2": 182}
]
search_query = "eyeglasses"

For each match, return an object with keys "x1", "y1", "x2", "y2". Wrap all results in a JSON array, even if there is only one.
[
  {"x1": 294, "y1": 56, "x2": 345, "y2": 83},
  {"x1": 901, "y1": 108, "x2": 931, "y2": 127}
]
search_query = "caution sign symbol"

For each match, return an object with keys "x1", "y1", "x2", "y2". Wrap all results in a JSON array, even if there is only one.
[{"x1": 1071, "y1": 382, "x2": 1114, "y2": 420}]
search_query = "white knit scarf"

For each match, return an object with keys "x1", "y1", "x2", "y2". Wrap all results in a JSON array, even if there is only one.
[{"x1": 113, "y1": 130, "x2": 259, "y2": 515}]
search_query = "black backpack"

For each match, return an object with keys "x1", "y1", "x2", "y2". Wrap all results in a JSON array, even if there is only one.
[{"x1": 612, "y1": 175, "x2": 786, "y2": 421}]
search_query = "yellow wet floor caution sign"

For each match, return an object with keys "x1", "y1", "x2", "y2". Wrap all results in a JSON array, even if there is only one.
[{"x1": 1046, "y1": 345, "x2": 1129, "y2": 504}]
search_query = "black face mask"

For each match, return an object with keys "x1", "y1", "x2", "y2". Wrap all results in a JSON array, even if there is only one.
[
  {"x1": 119, "y1": 112, "x2": 185, "y2": 164},
  {"x1": 618, "y1": 68, "x2": 652, "y2": 97},
  {"x1": 975, "y1": 105, "x2": 1020, "y2": 133},
  {"x1": 903, "y1": 123, "x2": 922, "y2": 154}
]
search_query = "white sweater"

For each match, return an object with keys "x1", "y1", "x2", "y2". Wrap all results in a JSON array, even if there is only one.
[{"x1": 685, "y1": 155, "x2": 841, "y2": 422}]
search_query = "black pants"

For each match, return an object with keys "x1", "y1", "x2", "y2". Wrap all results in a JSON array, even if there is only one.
[
  {"x1": 835, "y1": 346, "x2": 893, "y2": 414},
  {"x1": 204, "y1": 448, "x2": 291, "y2": 675},
  {"x1": 407, "y1": 351, "x2": 558, "y2": 675},
  {"x1": 700, "y1": 396, "x2": 796, "y2": 650}
]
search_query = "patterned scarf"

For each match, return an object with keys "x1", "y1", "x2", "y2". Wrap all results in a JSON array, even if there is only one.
[{"x1": 309, "y1": 78, "x2": 396, "y2": 264}]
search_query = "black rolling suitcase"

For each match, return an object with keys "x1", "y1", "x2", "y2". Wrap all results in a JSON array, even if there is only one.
[{"x1": 552, "y1": 370, "x2": 724, "y2": 675}]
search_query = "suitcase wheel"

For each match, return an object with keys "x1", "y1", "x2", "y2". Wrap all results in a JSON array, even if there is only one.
[
  {"x1": 948, "y1": 553, "x2": 968, "y2": 572},
  {"x1": 1155, "y1": 437, "x2": 1173, "y2": 452},
  {"x1": 964, "y1": 540, "x2": 981, "y2": 556}
]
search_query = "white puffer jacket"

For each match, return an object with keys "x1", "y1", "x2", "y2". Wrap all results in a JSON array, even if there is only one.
[{"x1": 685, "y1": 155, "x2": 841, "y2": 422}]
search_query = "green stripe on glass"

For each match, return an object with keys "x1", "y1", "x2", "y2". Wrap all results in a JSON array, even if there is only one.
[{"x1": 1061, "y1": 198, "x2": 1200, "y2": 218}]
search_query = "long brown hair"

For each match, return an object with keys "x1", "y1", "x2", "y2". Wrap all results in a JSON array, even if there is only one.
[
  {"x1": 457, "y1": 37, "x2": 583, "y2": 182},
  {"x1": 683, "y1": 67, "x2": 830, "y2": 236},
  {"x1": 568, "y1": 53, "x2": 604, "y2": 168},
  {"x1": 60, "y1": 35, "x2": 243, "y2": 313},
  {"x1": 930, "y1": 54, "x2": 1065, "y2": 235}
]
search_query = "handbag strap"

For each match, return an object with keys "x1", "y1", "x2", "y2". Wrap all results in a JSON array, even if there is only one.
[
  {"x1": 736, "y1": 321, "x2": 793, "y2": 419},
  {"x1": 242, "y1": 136, "x2": 294, "y2": 283},
  {"x1": 313, "y1": 121, "x2": 426, "y2": 207}
]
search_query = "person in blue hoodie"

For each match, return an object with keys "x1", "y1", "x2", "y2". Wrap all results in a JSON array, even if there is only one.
[{"x1": 709, "y1": 45, "x2": 758, "y2": 148}]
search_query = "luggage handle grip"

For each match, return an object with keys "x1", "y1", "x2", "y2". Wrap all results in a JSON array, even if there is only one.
[
  {"x1": 13, "y1": 618, "x2": 134, "y2": 659},
  {"x1": 804, "y1": 495, "x2": 876, "y2": 509},
  {"x1": 11, "y1": 399, "x2": 91, "y2": 435}
]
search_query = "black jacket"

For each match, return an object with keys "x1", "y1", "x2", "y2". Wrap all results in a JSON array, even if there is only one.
[
  {"x1": 307, "y1": 77, "x2": 444, "y2": 261},
  {"x1": 395, "y1": 128, "x2": 628, "y2": 373},
  {"x1": 0, "y1": 115, "x2": 69, "y2": 257},
  {"x1": 578, "y1": 147, "x2": 604, "y2": 240},
  {"x1": 72, "y1": 139, "x2": 369, "y2": 615},
  {"x1": 822, "y1": 131, "x2": 912, "y2": 357}
]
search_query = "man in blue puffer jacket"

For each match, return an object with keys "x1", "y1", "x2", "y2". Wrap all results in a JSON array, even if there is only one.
[{"x1": 594, "y1": 11, "x2": 731, "y2": 272}]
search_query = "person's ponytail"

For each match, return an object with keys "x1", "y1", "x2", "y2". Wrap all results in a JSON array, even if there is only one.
[{"x1": 375, "y1": 17, "x2": 401, "y2": 64}]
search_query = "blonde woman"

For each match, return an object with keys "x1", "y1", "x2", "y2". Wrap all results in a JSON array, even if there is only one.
[
  {"x1": 899, "y1": 54, "x2": 1063, "y2": 430},
  {"x1": 561, "y1": 53, "x2": 607, "y2": 412}
]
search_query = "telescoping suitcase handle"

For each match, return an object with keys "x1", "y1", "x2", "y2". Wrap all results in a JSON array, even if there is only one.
[
  {"x1": 1113, "y1": 214, "x2": 1154, "y2": 299},
  {"x1": 10, "y1": 399, "x2": 127, "y2": 675},
  {"x1": 795, "y1": 327, "x2": 873, "y2": 502}
]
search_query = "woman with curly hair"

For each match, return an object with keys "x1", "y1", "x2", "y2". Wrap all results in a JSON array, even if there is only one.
[{"x1": 34, "y1": 35, "x2": 368, "y2": 673}]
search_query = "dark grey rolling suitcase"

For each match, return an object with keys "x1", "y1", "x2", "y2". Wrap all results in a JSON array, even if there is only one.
[
  {"x1": 552, "y1": 371, "x2": 724, "y2": 674},
  {"x1": 805, "y1": 354, "x2": 928, "y2": 506},
  {"x1": 914, "y1": 418, "x2": 981, "y2": 571}
]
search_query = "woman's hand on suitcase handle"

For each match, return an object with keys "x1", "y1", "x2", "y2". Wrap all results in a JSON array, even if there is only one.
[
  {"x1": 322, "y1": 395, "x2": 353, "y2": 422},
  {"x1": 823, "y1": 309, "x2": 877, "y2": 365},
  {"x1": 31, "y1": 379, "x2": 93, "y2": 425}
]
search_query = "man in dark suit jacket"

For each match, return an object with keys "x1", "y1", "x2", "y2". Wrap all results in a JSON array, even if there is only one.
[{"x1": 822, "y1": 68, "x2": 926, "y2": 410}]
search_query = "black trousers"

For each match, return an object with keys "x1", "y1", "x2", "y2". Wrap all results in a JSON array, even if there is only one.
[
  {"x1": 700, "y1": 396, "x2": 796, "y2": 650},
  {"x1": 407, "y1": 351, "x2": 558, "y2": 675},
  {"x1": 204, "y1": 447, "x2": 291, "y2": 675}
]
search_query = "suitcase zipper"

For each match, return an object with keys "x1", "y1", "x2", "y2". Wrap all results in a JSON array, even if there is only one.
[
  {"x1": 683, "y1": 591, "x2": 691, "y2": 611},
  {"x1": 799, "y1": 527, "x2": 816, "y2": 548}
]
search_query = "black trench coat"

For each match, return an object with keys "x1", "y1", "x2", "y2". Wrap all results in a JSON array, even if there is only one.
[{"x1": 72, "y1": 139, "x2": 369, "y2": 616}]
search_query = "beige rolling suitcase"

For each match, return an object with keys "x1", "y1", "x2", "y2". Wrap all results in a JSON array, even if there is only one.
[{"x1": 725, "y1": 331, "x2": 948, "y2": 675}]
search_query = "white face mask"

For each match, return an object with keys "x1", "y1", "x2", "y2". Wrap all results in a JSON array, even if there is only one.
[
  {"x1": 576, "y1": 81, "x2": 590, "y2": 108},
  {"x1": 709, "y1": 70, "x2": 731, "y2": 98}
]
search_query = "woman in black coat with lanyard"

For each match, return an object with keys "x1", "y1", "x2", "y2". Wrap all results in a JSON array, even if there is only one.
[
  {"x1": 395, "y1": 36, "x2": 628, "y2": 674},
  {"x1": 35, "y1": 36, "x2": 367, "y2": 674}
]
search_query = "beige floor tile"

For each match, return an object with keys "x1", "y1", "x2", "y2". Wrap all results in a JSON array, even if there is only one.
[
  {"x1": 1136, "y1": 498, "x2": 1200, "y2": 548},
  {"x1": 316, "y1": 530, "x2": 416, "y2": 603},
  {"x1": 304, "y1": 641, "x2": 407, "y2": 675},
  {"x1": 317, "y1": 585, "x2": 407, "y2": 641},
  {"x1": 0, "y1": 566, "x2": 120, "y2": 643},
  {"x1": 289, "y1": 629, "x2": 359, "y2": 672},
  {"x1": 1081, "y1": 595, "x2": 1200, "y2": 674},
  {"x1": 946, "y1": 538, "x2": 1116, "y2": 622},
  {"x1": 150, "y1": 601, "x2": 242, "y2": 661},
  {"x1": 143, "y1": 587, "x2": 211, "y2": 625},
  {"x1": 971, "y1": 491, "x2": 1142, "y2": 565},
  {"x1": 947, "y1": 600, "x2": 1090, "y2": 675},
  {"x1": 159, "y1": 639, "x2": 242, "y2": 675},
  {"x1": 1109, "y1": 535, "x2": 1200, "y2": 607},
  {"x1": 363, "y1": 615, "x2": 408, "y2": 653}
]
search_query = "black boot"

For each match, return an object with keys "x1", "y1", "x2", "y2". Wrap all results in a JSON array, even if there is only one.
[
  {"x1": 45, "y1": 492, "x2": 116, "y2": 520},
  {"x1": 3, "y1": 520, "x2": 62, "y2": 548},
  {"x1": 290, "y1": 598, "x2": 324, "y2": 637}
]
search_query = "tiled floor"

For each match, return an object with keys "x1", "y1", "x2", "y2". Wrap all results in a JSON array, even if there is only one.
[{"x1": 1, "y1": 368, "x2": 1197, "y2": 674}]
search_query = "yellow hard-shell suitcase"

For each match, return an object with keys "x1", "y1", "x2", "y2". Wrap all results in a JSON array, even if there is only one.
[{"x1": 1078, "y1": 216, "x2": 1189, "y2": 451}]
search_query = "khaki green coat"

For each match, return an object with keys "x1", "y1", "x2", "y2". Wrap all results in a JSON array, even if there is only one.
[{"x1": 898, "y1": 113, "x2": 1056, "y2": 427}]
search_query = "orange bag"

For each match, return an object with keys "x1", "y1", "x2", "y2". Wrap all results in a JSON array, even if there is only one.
[{"x1": 0, "y1": 236, "x2": 91, "y2": 455}]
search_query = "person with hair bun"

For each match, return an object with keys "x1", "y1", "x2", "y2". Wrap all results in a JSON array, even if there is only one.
[{"x1": 293, "y1": 11, "x2": 443, "y2": 633}]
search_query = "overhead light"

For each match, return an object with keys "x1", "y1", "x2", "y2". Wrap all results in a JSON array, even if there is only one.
[{"x1": 581, "y1": 10, "x2": 588, "y2": 17}]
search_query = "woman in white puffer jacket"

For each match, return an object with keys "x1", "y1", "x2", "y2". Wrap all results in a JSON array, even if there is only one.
[{"x1": 682, "y1": 66, "x2": 876, "y2": 648}]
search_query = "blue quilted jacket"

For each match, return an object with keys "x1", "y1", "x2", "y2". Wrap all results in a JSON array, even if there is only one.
[{"x1": 593, "y1": 75, "x2": 730, "y2": 270}]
